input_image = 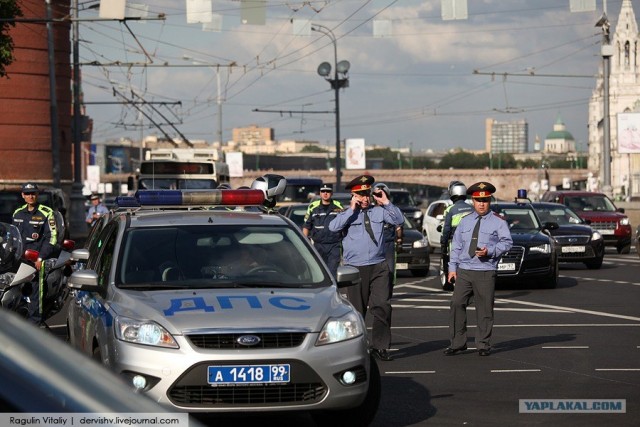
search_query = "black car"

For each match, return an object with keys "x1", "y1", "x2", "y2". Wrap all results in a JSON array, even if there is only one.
[
  {"x1": 389, "y1": 188, "x2": 423, "y2": 229},
  {"x1": 531, "y1": 202, "x2": 605, "y2": 269},
  {"x1": 490, "y1": 199, "x2": 560, "y2": 289},
  {"x1": 397, "y1": 215, "x2": 430, "y2": 277}
]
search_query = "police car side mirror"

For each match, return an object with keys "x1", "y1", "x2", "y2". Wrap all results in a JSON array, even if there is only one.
[
  {"x1": 67, "y1": 270, "x2": 100, "y2": 292},
  {"x1": 70, "y1": 248, "x2": 89, "y2": 263},
  {"x1": 336, "y1": 265, "x2": 361, "y2": 289},
  {"x1": 435, "y1": 214, "x2": 444, "y2": 221}
]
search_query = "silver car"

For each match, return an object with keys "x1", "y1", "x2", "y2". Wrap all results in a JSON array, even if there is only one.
[{"x1": 66, "y1": 178, "x2": 380, "y2": 425}]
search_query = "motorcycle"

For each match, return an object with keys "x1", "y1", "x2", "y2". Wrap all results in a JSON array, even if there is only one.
[{"x1": 0, "y1": 222, "x2": 75, "y2": 326}]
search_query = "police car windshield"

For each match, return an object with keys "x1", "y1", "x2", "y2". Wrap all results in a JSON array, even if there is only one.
[
  {"x1": 117, "y1": 225, "x2": 329, "y2": 288},
  {"x1": 494, "y1": 208, "x2": 541, "y2": 231}
]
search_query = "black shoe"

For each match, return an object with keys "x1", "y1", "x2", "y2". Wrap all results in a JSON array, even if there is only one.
[
  {"x1": 443, "y1": 345, "x2": 467, "y2": 356},
  {"x1": 371, "y1": 348, "x2": 393, "y2": 361},
  {"x1": 478, "y1": 349, "x2": 491, "y2": 357}
]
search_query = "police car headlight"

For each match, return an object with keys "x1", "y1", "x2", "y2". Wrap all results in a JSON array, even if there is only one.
[
  {"x1": 413, "y1": 238, "x2": 429, "y2": 249},
  {"x1": 620, "y1": 218, "x2": 630, "y2": 226},
  {"x1": 316, "y1": 312, "x2": 364, "y2": 346},
  {"x1": 115, "y1": 316, "x2": 179, "y2": 349},
  {"x1": 528, "y1": 244, "x2": 551, "y2": 254},
  {"x1": 591, "y1": 231, "x2": 603, "y2": 241}
]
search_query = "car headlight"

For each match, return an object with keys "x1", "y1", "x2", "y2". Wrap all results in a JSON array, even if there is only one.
[
  {"x1": 413, "y1": 211, "x2": 423, "y2": 219},
  {"x1": 115, "y1": 316, "x2": 179, "y2": 348},
  {"x1": 620, "y1": 218, "x2": 630, "y2": 226},
  {"x1": 316, "y1": 311, "x2": 364, "y2": 346},
  {"x1": 528, "y1": 243, "x2": 551, "y2": 254},
  {"x1": 591, "y1": 231, "x2": 603, "y2": 241},
  {"x1": 413, "y1": 237, "x2": 429, "y2": 248}
]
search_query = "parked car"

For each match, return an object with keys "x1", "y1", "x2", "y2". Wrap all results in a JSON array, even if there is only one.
[
  {"x1": 421, "y1": 199, "x2": 450, "y2": 253},
  {"x1": 490, "y1": 197, "x2": 560, "y2": 288},
  {"x1": 531, "y1": 202, "x2": 605, "y2": 269},
  {"x1": 389, "y1": 188, "x2": 423, "y2": 229},
  {"x1": 66, "y1": 181, "x2": 380, "y2": 423},
  {"x1": 541, "y1": 190, "x2": 631, "y2": 254},
  {"x1": 397, "y1": 215, "x2": 430, "y2": 277}
]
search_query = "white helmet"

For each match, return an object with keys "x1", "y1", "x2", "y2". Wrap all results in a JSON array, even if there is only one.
[
  {"x1": 373, "y1": 182, "x2": 390, "y2": 198},
  {"x1": 449, "y1": 181, "x2": 467, "y2": 198}
]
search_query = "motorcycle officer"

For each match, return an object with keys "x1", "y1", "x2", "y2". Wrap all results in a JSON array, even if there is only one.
[
  {"x1": 440, "y1": 181, "x2": 473, "y2": 291},
  {"x1": 12, "y1": 182, "x2": 57, "y2": 324}
]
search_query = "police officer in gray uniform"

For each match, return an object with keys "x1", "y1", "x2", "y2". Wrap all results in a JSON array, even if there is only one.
[
  {"x1": 329, "y1": 175, "x2": 404, "y2": 361},
  {"x1": 445, "y1": 182, "x2": 513, "y2": 357}
]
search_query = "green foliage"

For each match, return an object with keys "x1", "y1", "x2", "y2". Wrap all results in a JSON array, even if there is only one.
[
  {"x1": 300, "y1": 145, "x2": 328, "y2": 153},
  {"x1": 0, "y1": 0, "x2": 22, "y2": 77}
]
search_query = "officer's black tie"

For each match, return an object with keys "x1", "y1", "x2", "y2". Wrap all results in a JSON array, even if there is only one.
[
  {"x1": 468, "y1": 216, "x2": 481, "y2": 258},
  {"x1": 363, "y1": 210, "x2": 378, "y2": 245}
]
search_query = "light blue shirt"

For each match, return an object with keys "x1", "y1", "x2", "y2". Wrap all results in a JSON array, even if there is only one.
[
  {"x1": 329, "y1": 203, "x2": 404, "y2": 266},
  {"x1": 448, "y1": 210, "x2": 513, "y2": 273}
]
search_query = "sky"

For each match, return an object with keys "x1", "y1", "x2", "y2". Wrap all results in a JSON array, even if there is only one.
[{"x1": 75, "y1": 0, "x2": 620, "y2": 154}]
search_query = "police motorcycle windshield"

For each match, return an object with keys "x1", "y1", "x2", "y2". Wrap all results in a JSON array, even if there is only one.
[{"x1": 0, "y1": 222, "x2": 24, "y2": 274}]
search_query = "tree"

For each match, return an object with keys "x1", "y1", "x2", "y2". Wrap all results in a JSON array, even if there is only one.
[
  {"x1": 0, "y1": 0, "x2": 22, "y2": 78},
  {"x1": 300, "y1": 145, "x2": 328, "y2": 153}
]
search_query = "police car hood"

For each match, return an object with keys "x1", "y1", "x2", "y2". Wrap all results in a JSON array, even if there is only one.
[{"x1": 111, "y1": 286, "x2": 350, "y2": 333}]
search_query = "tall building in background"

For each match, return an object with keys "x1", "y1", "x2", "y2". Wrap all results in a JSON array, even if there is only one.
[
  {"x1": 485, "y1": 118, "x2": 529, "y2": 154},
  {"x1": 589, "y1": 0, "x2": 640, "y2": 198}
]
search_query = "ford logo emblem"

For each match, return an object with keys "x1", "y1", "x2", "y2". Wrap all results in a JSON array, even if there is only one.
[
  {"x1": 237, "y1": 335, "x2": 261, "y2": 346},
  {"x1": 568, "y1": 238, "x2": 577, "y2": 243}
]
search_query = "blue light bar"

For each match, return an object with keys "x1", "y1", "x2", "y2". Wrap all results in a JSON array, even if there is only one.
[{"x1": 115, "y1": 196, "x2": 140, "y2": 208}]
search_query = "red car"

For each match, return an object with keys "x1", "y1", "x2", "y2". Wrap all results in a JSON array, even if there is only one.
[{"x1": 541, "y1": 190, "x2": 632, "y2": 254}]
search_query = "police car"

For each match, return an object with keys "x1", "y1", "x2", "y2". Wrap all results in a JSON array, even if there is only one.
[
  {"x1": 491, "y1": 190, "x2": 560, "y2": 289},
  {"x1": 66, "y1": 175, "x2": 380, "y2": 424}
]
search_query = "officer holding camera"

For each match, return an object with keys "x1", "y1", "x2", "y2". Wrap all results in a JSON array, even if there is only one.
[
  {"x1": 329, "y1": 175, "x2": 404, "y2": 362},
  {"x1": 85, "y1": 194, "x2": 109, "y2": 228}
]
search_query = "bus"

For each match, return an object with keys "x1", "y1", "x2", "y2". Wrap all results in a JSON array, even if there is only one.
[
  {"x1": 278, "y1": 177, "x2": 323, "y2": 206},
  {"x1": 138, "y1": 148, "x2": 231, "y2": 190}
]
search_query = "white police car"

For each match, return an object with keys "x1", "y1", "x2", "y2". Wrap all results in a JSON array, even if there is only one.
[{"x1": 66, "y1": 175, "x2": 380, "y2": 425}]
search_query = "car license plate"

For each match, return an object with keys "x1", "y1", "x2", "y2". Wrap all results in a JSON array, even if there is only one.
[
  {"x1": 208, "y1": 364, "x2": 290, "y2": 385},
  {"x1": 498, "y1": 262, "x2": 516, "y2": 271},
  {"x1": 396, "y1": 262, "x2": 408, "y2": 270},
  {"x1": 597, "y1": 229, "x2": 615, "y2": 235},
  {"x1": 562, "y1": 246, "x2": 585, "y2": 253}
]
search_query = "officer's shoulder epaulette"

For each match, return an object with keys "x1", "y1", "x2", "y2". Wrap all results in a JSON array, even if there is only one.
[
  {"x1": 38, "y1": 204, "x2": 54, "y2": 215},
  {"x1": 13, "y1": 204, "x2": 28, "y2": 215}
]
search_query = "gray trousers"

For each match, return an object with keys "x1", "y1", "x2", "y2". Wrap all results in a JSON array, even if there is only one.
[
  {"x1": 347, "y1": 262, "x2": 393, "y2": 350},
  {"x1": 449, "y1": 268, "x2": 496, "y2": 350}
]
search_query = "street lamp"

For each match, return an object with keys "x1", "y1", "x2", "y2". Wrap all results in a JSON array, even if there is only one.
[
  {"x1": 596, "y1": 12, "x2": 613, "y2": 194},
  {"x1": 312, "y1": 23, "x2": 350, "y2": 189}
]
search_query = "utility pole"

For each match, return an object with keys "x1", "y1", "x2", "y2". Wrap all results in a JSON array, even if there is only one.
[{"x1": 69, "y1": 0, "x2": 86, "y2": 238}]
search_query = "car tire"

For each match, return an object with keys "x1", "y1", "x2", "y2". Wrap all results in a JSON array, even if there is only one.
[
  {"x1": 584, "y1": 256, "x2": 604, "y2": 270},
  {"x1": 617, "y1": 244, "x2": 631, "y2": 254},
  {"x1": 311, "y1": 355, "x2": 381, "y2": 427}
]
